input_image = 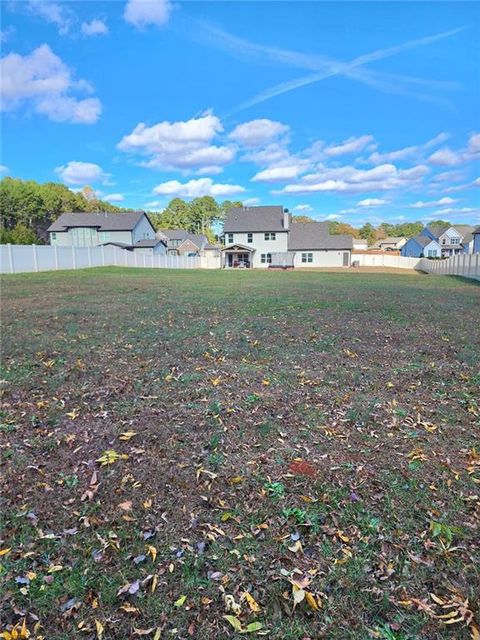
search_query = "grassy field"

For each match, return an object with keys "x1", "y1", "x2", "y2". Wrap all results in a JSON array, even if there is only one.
[{"x1": 1, "y1": 268, "x2": 479, "y2": 640}]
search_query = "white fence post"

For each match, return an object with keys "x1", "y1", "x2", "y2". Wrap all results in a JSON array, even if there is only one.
[
  {"x1": 88, "y1": 246, "x2": 92, "y2": 268},
  {"x1": 54, "y1": 245, "x2": 59, "y2": 270},
  {"x1": 7, "y1": 243, "x2": 14, "y2": 274},
  {"x1": 32, "y1": 244, "x2": 38, "y2": 272},
  {"x1": 135, "y1": 251, "x2": 138, "y2": 268},
  {"x1": 102, "y1": 245, "x2": 105, "y2": 266},
  {"x1": 72, "y1": 246, "x2": 76, "y2": 269}
]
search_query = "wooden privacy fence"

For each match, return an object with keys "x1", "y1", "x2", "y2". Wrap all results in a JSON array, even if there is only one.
[
  {"x1": 418, "y1": 253, "x2": 480, "y2": 280},
  {"x1": 0, "y1": 244, "x2": 202, "y2": 274}
]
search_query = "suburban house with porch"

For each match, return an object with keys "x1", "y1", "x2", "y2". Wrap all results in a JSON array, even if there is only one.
[
  {"x1": 48, "y1": 211, "x2": 166, "y2": 254},
  {"x1": 373, "y1": 237, "x2": 407, "y2": 251},
  {"x1": 401, "y1": 224, "x2": 476, "y2": 258},
  {"x1": 156, "y1": 229, "x2": 220, "y2": 257},
  {"x1": 222, "y1": 205, "x2": 352, "y2": 268}
]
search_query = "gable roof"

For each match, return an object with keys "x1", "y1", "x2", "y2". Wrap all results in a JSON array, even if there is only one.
[
  {"x1": 223, "y1": 206, "x2": 286, "y2": 232},
  {"x1": 378, "y1": 236, "x2": 406, "y2": 244},
  {"x1": 451, "y1": 224, "x2": 475, "y2": 236},
  {"x1": 473, "y1": 226, "x2": 480, "y2": 235},
  {"x1": 410, "y1": 234, "x2": 439, "y2": 248},
  {"x1": 48, "y1": 211, "x2": 149, "y2": 233},
  {"x1": 157, "y1": 229, "x2": 208, "y2": 249},
  {"x1": 288, "y1": 222, "x2": 353, "y2": 250},
  {"x1": 425, "y1": 224, "x2": 449, "y2": 239}
]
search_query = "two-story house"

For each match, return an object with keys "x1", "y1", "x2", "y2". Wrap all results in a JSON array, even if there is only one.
[
  {"x1": 373, "y1": 237, "x2": 407, "y2": 251},
  {"x1": 221, "y1": 206, "x2": 352, "y2": 268},
  {"x1": 48, "y1": 211, "x2": 166, "y2": 254},
  {"x1": 401, "y1": 223, "x2": 475, "y2": 258}
]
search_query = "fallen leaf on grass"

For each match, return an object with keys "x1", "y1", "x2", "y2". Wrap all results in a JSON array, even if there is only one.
[
  {"x1": 118, "y1": 500, "x2": 132, "y2": 511},
  {"x1": 95, "y1": 620, "x2": 104, "y2": 639},
  {"x1": 174, "y1": 595, "x2": 187, "y2": 607},
  {"x1": 242, "y1": 591, "x2": 261, "y2": 613},
  {"x1": 119, "y1": 431, "x2": 137, "y2": 441},
  {"x1": 305, "y1": 591, "x2": 321, "y2": 611},
  {"x1": 97, "y1": 450, "x2": 128, "y2": 465},
  {"x1": 223, "y1": 615, "x2": 242, "y2": 632}
]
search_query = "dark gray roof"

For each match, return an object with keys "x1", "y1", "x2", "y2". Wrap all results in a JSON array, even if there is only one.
[
  {"x1": 223, "y1": 206, "x2": 287, "y2": 232},
  {"x1": 411, "y1": 234, "x2": 437, "y2": 248},
  {"x1": 426, "y1": 224, "x2": 449, "y2": 239},
  {"x1": 133, "y1": 238, "x2": 165, "y2": 248},
  {"x1": 288, "y1": 222, "x2": 353, "y2": 250},
  {"x1": 452, "y1": 224, "x2": 475, "y2": 236},
  {"x1": 473, "y1": 226, "x2": 480, "y2": 235},
  {"x1": 48, "y1": 211, "x2": 148, "y2": 232}
]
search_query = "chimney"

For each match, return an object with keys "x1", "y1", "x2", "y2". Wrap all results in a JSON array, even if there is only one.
[{"x1": 283, "y1": 207, "x2": 290, "y2": 229}]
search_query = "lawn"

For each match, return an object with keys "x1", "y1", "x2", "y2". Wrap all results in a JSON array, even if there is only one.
[{"x1": 1, "y1": 268, "x2": 479, "y2": 640}]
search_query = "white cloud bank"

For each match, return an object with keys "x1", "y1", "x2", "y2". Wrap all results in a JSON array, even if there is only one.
[
  {"x1": 103, "y1": 193, "x2": 124, "y2": 202},
  {"x1": 118, "y1": 113, "x2": 235, "y2": 173},
  {"x1": 229, "y1": 119, "x2": 289, "y2": 147},
  {"x1": 0, "y1": 44, "x2": 101, "y2": 123},
  {"x1": 409, "y1": 196, "x2": 457, "y2": 209},
  {"x1": 124, "y1": 0, "x2": 172, "y2": 28},
  {"x1": 55, "y1": 161, "x2": 110, "y2": 185},
  {"x1": 153, "y1": 178, "x2": 245, "y2": 198}
]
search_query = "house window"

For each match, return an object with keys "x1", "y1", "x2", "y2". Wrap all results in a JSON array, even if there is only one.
[
  {"x1": 261, "y1": 253, "x2": 272, "y2": 264},
  {"x1": 51, "y1": 232, "x2": 57, "y2": 240},
  {"x1": 264, "y1": 232, "x2": 276, "y2": 241},
  {"x1": 451, "y1": 238, "x2": 459, "y2": 245},
  {"x1": 170, "y1": 239, "x2": 181, "y2": 247},
  {"x1": 247, "y1": 233, "x2": 253, "y2": 243},
  {"x1": 301, "y1": 253, "x2": 313, "y2": 263},
  {"x1": 442, "y1": 238, "x2": 446, "y2": 244},
  {"x1": 427, "y1": 250, "x2": 437, "y2": 257},
  {"x1": 226, "y1": 233, "x2": 234, "y2": 244}
]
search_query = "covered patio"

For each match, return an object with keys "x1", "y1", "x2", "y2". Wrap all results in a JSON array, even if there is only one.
[{"x1": 221, "y1": 244, "x2": 255, "y2": 268}]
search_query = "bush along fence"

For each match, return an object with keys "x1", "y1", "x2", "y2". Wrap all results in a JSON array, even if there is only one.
[
  {"x1": 0, "y1": 244, "x2": 206, "y2": 274},
  {"x1": 418, "y1": 253, "x2": 480, "y2": 281}
]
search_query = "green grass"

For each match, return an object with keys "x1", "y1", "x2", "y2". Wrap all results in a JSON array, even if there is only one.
[{"x1": 1, "y1": 267, "x2": 479, "y2": 639}]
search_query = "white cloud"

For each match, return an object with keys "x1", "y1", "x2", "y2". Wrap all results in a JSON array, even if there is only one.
[
  {"x1": 324, "y1": 135, "x2": 374, "y2": 157},
  {"x1": 467, "y1": 133, "x2": 480, "y2": 155},
  {"x1": 0, "y1": 165, "x2": 9, "y2": 175},
  {"x1": 229, "y1": 119, "x2": 289, "y2": 147},
  {"x1": 293, "y1": 204, "x2": 313, "y2": 212},
  {"x1": 55, "y1": 161, "x2": 110, "y2": 185},
  {"x1": 81, "y1": 19, "x2": 108, "y2": 36},
  {"x1": 153, "y1": 178, "x2": 245, "y2": 198},
  {"x1": 427, "y1": 148, "x2": 462, "y2": 166},
  {"x1": 0, "y1": 27, "x2": 16, "y2": 43},
  {"x1": 409, "y1": 196, "x2": 457, "y2": 209},
  {"x1": 243, "y1": 197, "x2": 260, "y2": 206},
  {"x1": 28, "y1": 1, "x2": 74, "y2": 35},
  {"x1": 118, "y1": 113, "x2": 234, "y2": 172},
  {"x1": 0, "y1": 44, "x2": 101, "y2": 123},
  {"x1": 473, "y1": 177, "x2": 480, "y2": 187},
  {"x1": 326, "y1": 214, "x2": 342, "y2": 220},
  {"x1": 252, "y1": 165, "x2": 302, "y2": 183},
  {"x1": 145, "y1": 200, "x2": 163, "y2": 208},
  {"x1": 368, "y1": 132, "x2": 449, "y2": 164},
  {"x1": 357, "y1": 198, "x2": 389, "y2": 207},
  {"x1": 278, "y1": 163, "x2": 429, "y2": 195},
  {"x1": 103, "y1": 193, "x2": 124, "y2": 202},
  {"x1": 124, "y1": 0, "x2": 172, "y2": 28}
]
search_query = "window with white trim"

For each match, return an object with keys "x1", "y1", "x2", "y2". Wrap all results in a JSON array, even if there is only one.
[
  {"x1": 427, "y1": 249, "x2": 437, "y2": 257},
  {"x1": 226, "y1": 233, "x2": 234, "y2": 244},
  {"x1": 264, "y1": 232, "x2": 276, "y2": 240},
  {"x1": 51, "y1": 232, "x2": 57, "y2": 240},
  {"x1": 247, "y1": 233, "x2": 253, "y2": 243},
  {"x1": 301, "y1": 253, "x2": 313, "y2": 263},
  {"x1": 451, "y1": 238, "x2": 460, "y2": 245},
  {"x1": 261, "y1": 253, "x2": 272, "y2": 264}
]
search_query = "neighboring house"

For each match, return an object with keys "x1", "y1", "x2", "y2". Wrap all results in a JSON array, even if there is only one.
[
  {"x1": 402, "y1": 223, "x2": 475, "y2": 258},
  {"x1": 473, "y1": 226, "x2": 480, "y2": 253},
  {"x1": 352, "y1": 238, "x2": 368, "y2": 251},
  {"x1": 374, "y1": 237, "x2": 407, "y2": 251},
  {"x1": 401, "y1": 234, "x2": 442, "y2": 258},
  {"x1": 436, "y1": 225, "x2": 475, "y2": 257},
  {"x1": 48, "y1": 211, "x2": 166, "y2": 254},
  {"x1": 157, "y1": 229, "x2": 219, "y2": 256},
  {"x1": 222, "y1": 205, "x2": 352, "y2": 268}
]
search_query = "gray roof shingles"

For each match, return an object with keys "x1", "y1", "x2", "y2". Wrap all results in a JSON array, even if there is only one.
[
  {"x1": 223, "y1": 206, "x2": 286, "y2": 232},
  {"x1": 288, "y1": 222, "x2": 353, "y2": 250},
  {"x1": 48, "y1": 211, "x2": 148, "y2": 232}
]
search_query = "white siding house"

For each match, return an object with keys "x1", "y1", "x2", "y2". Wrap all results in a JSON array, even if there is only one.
[
  {"x1": 48, "y1": 211, "x2": 166, "y2": 255},
  {"x1": 222, "y1": 206, "x2": 352, "y2": 268}
]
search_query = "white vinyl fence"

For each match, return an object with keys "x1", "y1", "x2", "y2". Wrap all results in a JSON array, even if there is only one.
[
  {"x1": 0, "y1": 244, "x2": 204, "y2": 274},
  {"x1": 352, "y1": 253, "x2": 421, "y2": 269},
  {"x1": 418, "y1": 253, "x2": 480, "y2": 280}
]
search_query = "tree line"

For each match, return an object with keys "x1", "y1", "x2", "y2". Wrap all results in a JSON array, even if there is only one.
[{"x1": 0, "y1": 177, "x2": 451, "y2": 245}]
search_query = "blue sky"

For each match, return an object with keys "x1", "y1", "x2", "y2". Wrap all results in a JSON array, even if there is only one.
[{"x1": 1, "y1": 0, "x2": 479, "y2": 226}]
